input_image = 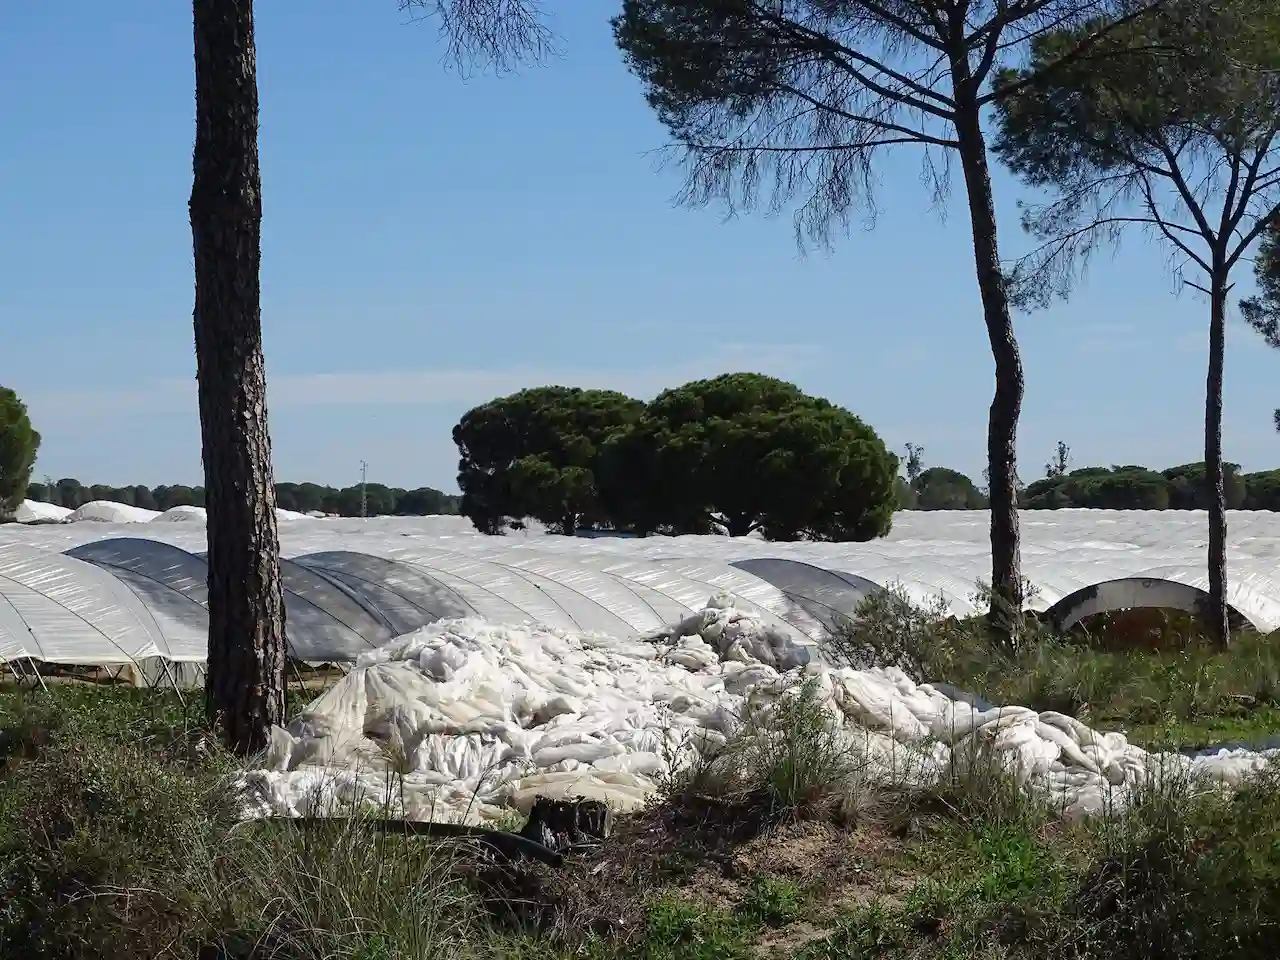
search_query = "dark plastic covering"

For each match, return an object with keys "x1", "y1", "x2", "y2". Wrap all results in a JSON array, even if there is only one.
[
  {"x1": 294, "y1": 551, "x2": 479, "y2": 631},
  {"x1": 729, "y1": 558, "x2": 885, "y2": 633},
  {"x1": 66, "y1": 537, "x2": 210, "y2": 610}
]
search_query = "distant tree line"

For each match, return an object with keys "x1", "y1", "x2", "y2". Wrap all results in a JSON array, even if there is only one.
[
  {"x1": 23, "y1": 478, "x2": 460, "y2": 518},
  {"x1": 454, "y1": 373, "x2": 900, "y2": 541},
  {"x1": 1023, "y1": 464, "x2": 1280, "y2": 512},
  {"x1": 900, "y1": 441, "x2": 1280, "y2": 512}
]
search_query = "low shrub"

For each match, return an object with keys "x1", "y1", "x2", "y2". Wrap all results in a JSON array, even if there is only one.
[
  {"x1": 0, "y1": 737, "x2": 227, "y2": 958},
  {"x1": 1057, "y1": 769, "x2": 1280, "y2": 960},
  {"x1": 663, "y1": 678, "x2": 880, "y2": 829}
]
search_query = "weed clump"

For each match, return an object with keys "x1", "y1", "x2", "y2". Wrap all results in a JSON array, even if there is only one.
[{"x1": 663, "y1": 678, "x2": 880, "y2": 831}]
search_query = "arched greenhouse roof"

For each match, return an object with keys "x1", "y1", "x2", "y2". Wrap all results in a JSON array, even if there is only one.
[{"x1": 0, "y1": 508, "x2": 1276, "y2": 675}]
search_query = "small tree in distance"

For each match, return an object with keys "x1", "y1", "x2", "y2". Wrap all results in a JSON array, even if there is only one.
[
  {"x1": 991, "y1": 0, "x2": 1280, "y2": 645},
  {"x1": 904, "y1": 443, "x2": 925, "y2": 484},
  {"x1": 612, "y1": 0, "x2": 1158, "y2": 643},
  {"x1": 914, "y1": 467, "x2": 988, "y2": 510},
  {"x1": 1046, "y1": 441, "x2": 1071, "y2": 478}
]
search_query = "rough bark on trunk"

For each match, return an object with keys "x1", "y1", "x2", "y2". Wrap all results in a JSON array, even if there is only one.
[
  {"x1": 1204, "y1": 261, "x2": 1231, "y2": 647},
  {"x1": 953, "y1": 86, "x2": 1025, "y2": 648},
  {"x1": 191, "y1": 0, "x2": 287, "y2": 753}
]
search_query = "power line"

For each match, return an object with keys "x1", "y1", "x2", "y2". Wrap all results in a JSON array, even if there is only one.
[{"x1": 359, "y1": 460, "x2": 368, "y2": 519}]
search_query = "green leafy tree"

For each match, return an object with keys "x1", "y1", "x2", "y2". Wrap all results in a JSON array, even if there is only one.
[
  {"x1": 601, "y1": 373, "x2": 897, "y2": 540},
  {"x1": 1243, "y1": 470, "x2": 1280, "y2": 510},
  {"x1": 895, "y1": 443, "x2": 926, "y2": 508},
  {"x1": 991, "y1": 0, "x2": 1280, "y2": 644},
  {"x1": 895, "y1": 476, "x2": 918, "y2": 510},
  {"x1": 1023, "y1": 475, "x2": 1074, "y2": 509},
  {"x1": 1242, "y1": 221, "x2": 1280, "y2": 433},
  {"x1": 1026, "y1": 465, "x2": 1171, "y2": 510},
  {"x1": 913, "y1": 467, "x2": 988, "y2": 511},
  {"x1": 0, "y1": 387, "x2": 40, "y2": 519},
  {"x1": 1162, "y1": 461, "x2": 1247, "y2": 511},
  {"x1": 395, "y1": 486, "x2": 460, "y2": 516},
  {"x1": 1023, "y1": 462, "x2": 1256, "y2": 510},
  {"x1": 1079, "y1": 467, "x2": 1171, "y2": 510},
  {"x1": 55, "y1": 478, "x2": 86, "y2": 509},
  {"x1": 131, "y1": 484, "x2": 158, "y2": 511},
  {"x1": 612, "y1": 0, "x2": 1152, "y2": 637},
  {"x1": 454, "y1": 387, "x2": 645, "y2": 535}
]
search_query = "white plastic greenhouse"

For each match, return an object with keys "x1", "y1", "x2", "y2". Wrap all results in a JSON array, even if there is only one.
[{"x1": 1, "y1": 506, "x2": 1279, "y2": 686}]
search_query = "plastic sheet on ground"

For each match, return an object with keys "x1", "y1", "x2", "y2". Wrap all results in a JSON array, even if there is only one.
[{"x1": 236, "y1": 596, "x2": 1280, "y2": 825}]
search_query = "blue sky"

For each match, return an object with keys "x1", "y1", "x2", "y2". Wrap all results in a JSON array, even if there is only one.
[{"x1": 3, "y1": 2, "x2": 1278, "y2": 493}]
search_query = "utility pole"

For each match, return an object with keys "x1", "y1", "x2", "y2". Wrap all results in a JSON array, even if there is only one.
[{"x1": 359, "y1": 460, "x2": 368, "y2": 519}]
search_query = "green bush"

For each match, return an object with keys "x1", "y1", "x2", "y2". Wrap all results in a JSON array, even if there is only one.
[
  {"x1": 1058, "y1": 770, "x2": 1280, "y2": 960},
  {"x1": 0, "y1": 738, "x2": 227, "y2": 958},
  {"x1": 0, "y1": 689, "x2": 493, "y2": 960}
]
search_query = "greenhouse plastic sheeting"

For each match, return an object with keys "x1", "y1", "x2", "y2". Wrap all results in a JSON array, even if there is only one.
[
  {"x1": 239, "y1": 596, "x2": 1278, "y2": 827},
  {"x1": 586, "y1": 556, "x2": 798, "y2": 637},
  {"x1": 343, "y1": 547, "x2": 548, "y2": 626},
  {"x1": 0, "y1": 542, "x2": 179, "y2": 663},
  {"x1": 476, "y1": 551, "x2": 675, "y2": 636},
  {"x1": 293, "y1": 552, "x2": 478, "y2": 635},
  {"x1": 643, "y1": 557, "x2": 828, "y2": 641},
  {"x1": 1, "y1": 508, "x2": 1280, "y2": 672},
  {"x1": 276, "y1": 558, "x2": 395, "y2": 656},
  {"x1": 377, "y1": 546, "x2": 611, "y2": 633},
  {"x1": 457, "y1": 547, "x2": 641, "y2": 637},
  {"x1": 67, "y1": 537, "x2": 212, "y2": 609},
  {"x1": 69, "y1": 538, "x2": 390, "y2": 662},
  {"x1": 1047, "y1": 563, "x2": 1280, "y2": 634},
  {"x1": 730, "y1": 558, "x2": 885, "y2": 633}
]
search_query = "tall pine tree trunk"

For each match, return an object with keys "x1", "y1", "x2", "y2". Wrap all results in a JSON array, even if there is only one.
[
  {"x1": 191, "y1": 0, "x2": 287, "y2": 753},
  {"x1": 1204, "y1": 259, "x2": 1231, "y2": 647},
  {"x1": 954, "y1": 87, "x2": 1025, "y2": 649}
]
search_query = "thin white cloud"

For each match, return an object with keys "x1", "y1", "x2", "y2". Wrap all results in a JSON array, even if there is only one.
[
  {"x1": 1172, "y1": 319, "x2": 1272, "y2": 356},
  {"x1": 25, "y1": 342, "x2": 822, "y2": 419},
  {"x1": 1070, "y1": 321, "x2": 1142, "y2": 355}
]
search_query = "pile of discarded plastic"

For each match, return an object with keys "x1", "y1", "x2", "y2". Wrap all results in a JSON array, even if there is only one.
[{"x1": 237, "y1": 595, "x2": 1277, "y2": 824}]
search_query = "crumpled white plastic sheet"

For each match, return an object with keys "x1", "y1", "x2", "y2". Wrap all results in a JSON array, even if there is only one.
[{"x1": 236, "y1": 595, "x2": 1279, "y2": 825}]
